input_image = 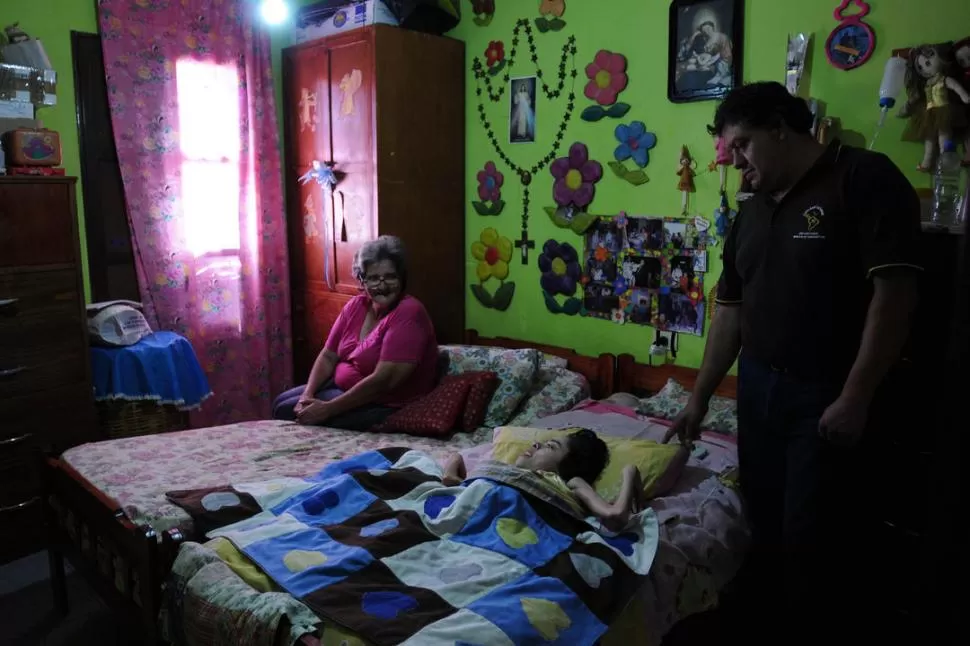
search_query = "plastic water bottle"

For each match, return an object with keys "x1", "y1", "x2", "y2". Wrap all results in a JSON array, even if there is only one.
[{"x1": 932, "y1": 141, "x2": 962, "y2": 226}]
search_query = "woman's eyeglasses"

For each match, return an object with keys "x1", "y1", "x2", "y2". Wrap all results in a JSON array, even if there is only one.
[{"x1": 362, "y1": 274, "x2": 400, "y2": 287}]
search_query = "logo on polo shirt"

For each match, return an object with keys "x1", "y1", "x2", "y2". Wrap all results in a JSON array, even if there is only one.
[{"x1": 794, "y1": 206, "x2": 825, "y2": 240}]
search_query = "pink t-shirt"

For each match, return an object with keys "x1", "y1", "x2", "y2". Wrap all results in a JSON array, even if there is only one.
[{"x1": 324, "y1": 294, "x2": 438, "y2": 406}]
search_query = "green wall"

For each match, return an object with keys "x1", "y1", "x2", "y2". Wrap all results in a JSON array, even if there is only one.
[
  {"x1": 0, "y1": 0, "x2": 98, "y2": 299},
  {"x1": 449, "y1": 0, "x2": 970, "y2": 368}
]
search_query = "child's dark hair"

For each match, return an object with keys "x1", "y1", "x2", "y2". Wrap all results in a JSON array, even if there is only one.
[
  {"x1": 559, "y1": 429, "x2": 609, "y2": 484},
  {"x1": 708, "y1": 81, "x2": 814, "y2": 137}
]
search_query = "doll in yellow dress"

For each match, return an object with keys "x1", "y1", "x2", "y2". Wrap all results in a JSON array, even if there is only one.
[{"x1": 899, "y1": 42, "x2": 970, "y2": 172}]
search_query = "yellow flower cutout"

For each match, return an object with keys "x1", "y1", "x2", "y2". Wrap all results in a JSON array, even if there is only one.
[
  {"x1": 471, "y1": 227, "x2": 512, "y2": 282},
  {"x1": 540, "y1": 0, "x2": 566, "y2": 17}
]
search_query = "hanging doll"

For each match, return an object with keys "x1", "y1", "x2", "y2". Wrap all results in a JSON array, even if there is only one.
[
  {"x1": 898, "y1": 42, "x2": 970, "y2": 172},
  {"x1": 677, "y1": 145, "x2": 697, "y2": 215},
  {"x1": 953, "y1": 36, "x2": 970, "y2": 166}
]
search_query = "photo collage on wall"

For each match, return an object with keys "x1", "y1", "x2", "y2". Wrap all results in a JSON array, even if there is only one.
[{"x1": 583, "y1": 216, "x2": 710, "y2": 336}]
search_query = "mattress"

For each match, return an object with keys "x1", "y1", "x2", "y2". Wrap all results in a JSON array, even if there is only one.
[{"x1": 61, "y1": 421, "x2": 494, "y2": 536}]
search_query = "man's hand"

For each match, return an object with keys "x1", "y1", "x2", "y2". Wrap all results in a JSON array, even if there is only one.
[
  {"x1": 663, "y1": 400, "x2": 708, "y2": 445},
  {"x1": 296, "y1": 399, "x2": 332, "y2": 426},
  {"x1": 818, "y1": 393, "x2": 869, "y2": 448},
  {"x1": 293, "y1": 391, "x2": 315, "y2": 415},
  {"x1": 442, "y1": 452, "x2": 466, "y2": 486}
]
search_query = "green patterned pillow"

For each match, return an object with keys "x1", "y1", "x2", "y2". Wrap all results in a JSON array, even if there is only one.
[
  {"x1": 636, "y1": 378, "x2": 738, "y2": 436},
  {"x1": 440, "y1": 345, "x2": 541, "y2": 427}
]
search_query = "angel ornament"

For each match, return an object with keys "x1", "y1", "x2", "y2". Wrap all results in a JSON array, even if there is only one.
[
  {"x1": 677, "y1": 145, "x2": 697, "y2": 215},
  {"x1": 899, "y1": 43, "x2": 970, "y2": 172},
  {"x1": 299, "y1": 160, "x2": 338, "y2": 192}
]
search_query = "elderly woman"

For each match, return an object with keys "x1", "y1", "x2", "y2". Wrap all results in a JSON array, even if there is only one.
[{"x1": 272, "y1": 236, "x2": 439, "y2": 429}]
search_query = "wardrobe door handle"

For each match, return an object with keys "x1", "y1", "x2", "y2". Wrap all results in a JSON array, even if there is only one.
[
  {"x1": 0, "y1": 433, "x2": 33, "y2": 446},
  {"x1": 0, "y1": 366, "x2": 27, "y2": 379},
  {"x1": 0, "y1": 496, "x2": 41, "y2": 514}
]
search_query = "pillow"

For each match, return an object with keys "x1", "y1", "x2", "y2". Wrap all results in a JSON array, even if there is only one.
[
  {"x1": 541, "y1": 353, "x2": 569, "y2": 369},
  {"x1": 373, "y1": 373, "x2": 483, "y2": 437},
  {"x1": 440, "y1": 345, "x2": 541, "y2": 427},
  {"x1": 505, "y1": 366, "x2": 590, "y2": 427},
  {"x1": 636, "y1": 378, "x2": 738, "y2": 436},
  {"x1": 461, "y1": 371, "x2": 500, "y2": 431},
  {"x1": 490, "y1": 427, "x2": 688, "y2": 500}
]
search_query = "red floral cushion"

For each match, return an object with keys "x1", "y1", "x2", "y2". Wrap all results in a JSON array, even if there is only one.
[
  {"x1": 461, "y1": 372, "x2": 499, "y2": 431},
  {"x1": 374, "y1": 372, "x2": 494, "y2": 437}
]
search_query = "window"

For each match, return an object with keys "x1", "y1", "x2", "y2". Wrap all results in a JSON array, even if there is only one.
[{"x1": 176, "y1": 59, "x2": 244, "y2": 330}]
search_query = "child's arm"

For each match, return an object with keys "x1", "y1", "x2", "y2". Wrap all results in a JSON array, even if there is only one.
[
  {"x1": 442, "y1": 453, "x2": 466, "y2": 486},
  {"x1": 568, "y1": 465, "x2": 643, "y2": 532}
]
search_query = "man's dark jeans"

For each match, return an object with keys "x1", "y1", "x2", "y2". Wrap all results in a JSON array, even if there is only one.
[{"x1": 735, "y1": 355, "x2": 870, "y2": 640}]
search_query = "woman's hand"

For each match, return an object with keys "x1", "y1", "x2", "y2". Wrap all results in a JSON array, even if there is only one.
[
  {"x1": 293, "y1": 390, "x2": 315, "y2": 415},
  {"x1": 442, "y1": 452, "x2": 466, "y2": 486},
  {"x1": 296, "y1": 399, "x2": 333, "y2": 425}
]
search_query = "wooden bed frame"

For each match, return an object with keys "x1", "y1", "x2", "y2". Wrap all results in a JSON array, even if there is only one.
[
  {"x1": 43, "y1": 329, "x2": 617, "y2": 642},
  {"x1": 615, "y1": 353, "x2": 738, "y2": 399}
]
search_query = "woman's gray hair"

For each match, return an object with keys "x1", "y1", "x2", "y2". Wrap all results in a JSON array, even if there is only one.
[{"x1": 352, "y1": 235, "x2": 408, "y2": 289}]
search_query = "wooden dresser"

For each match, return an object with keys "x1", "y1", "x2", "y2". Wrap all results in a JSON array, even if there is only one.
[
  {"x1": 282, "y1": 26, "x2": 465, "y2": 382},
  {"x1": 0, "y1": 176, "x2": 97, "y2": 564}
]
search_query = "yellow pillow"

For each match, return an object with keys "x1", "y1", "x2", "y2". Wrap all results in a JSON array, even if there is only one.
[{"x1": 491, "y1": 427, "x2": 688, "y2": 501}]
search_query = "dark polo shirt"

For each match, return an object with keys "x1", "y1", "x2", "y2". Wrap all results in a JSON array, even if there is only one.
[{"x1": 716, "y1": 140, "x2": 922, "y2": 383}]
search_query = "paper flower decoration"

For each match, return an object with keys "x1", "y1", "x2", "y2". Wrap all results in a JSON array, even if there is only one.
[
  {"x1": 615, "y1": 212, "x2": 628, "y2": 228},
  {"x1": 484, "y1": 41, "x2": 505, "y2": 69},
  {"x1": 536, "y1": 0, "x2": 567, "y2": 32},
  {"x1": 470, "y1": 227, "x2": 516, "y2": 311},
  {"x1": 610, "y1": 308, "x2": 627, "y2": 325},
  {"x1": 614, "y1": 122, "x2": 657, "y2": 168},
  {"x1": 585, "y1": 51, "x2": 628, "y2": 106},
  {"x1": 550, "y1": 143, "x2": 603, "y2": 209},
  {"x1": 613, "y1": 277, "x2": 629, "y2": 295},
  {"x1": 477, "y1": 161, "x2": 503, "y2": 201},
  {"x1": 471, "y1": 227, "x2": 512, "y2": 281},
  {"x1": 539, "y1": 0, "x2": 565, "y2": 16},
  {"x1": 471, "y1": 0, "x2": 495, "y2": 27},
  {"x1": 593, "y1": 245, "x2": 609, "y2": 262},
  {"x1": 473, "y1": 161, "x2": 506, "y2": 215},
  {"x1": 538, "y1": 240, "x2": 581, "y2": 296}
]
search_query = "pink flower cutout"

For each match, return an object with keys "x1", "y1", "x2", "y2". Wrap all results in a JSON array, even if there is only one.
[
  {"x1": 550, "y1": 142, "x2": 603, "y2": 209},
  {"x1": 477, "y1": 161, "x2": 504, "y2": 202},
  {"x1": 584, "y1": 50, "x2": 628, "y2": 106}
]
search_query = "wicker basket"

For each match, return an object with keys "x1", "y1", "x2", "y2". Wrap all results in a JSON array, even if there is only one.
[{"x1": 96, "y1": 400, "x2": 188, "y2": 439}]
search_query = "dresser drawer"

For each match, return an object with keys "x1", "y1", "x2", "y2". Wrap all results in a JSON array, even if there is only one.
[
  {"x1": 0, "y1": 179, "x2": 78, "y2": 268},
  {"x1": 0, "y1": 431, "x2": 41, "y2": 507},
  {"x1": 0, "y1": 269, "x2": 83, "y2": 347},
  {"x1": 0, "y1": 344, "x2": 87, "y2": 399},
  {"x1": 0, "y1": 383, "x2": 98, "y2": 450}
]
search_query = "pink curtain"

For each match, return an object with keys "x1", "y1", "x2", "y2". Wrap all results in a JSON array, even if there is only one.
[{"x1": 99, "y1": 0, "x2": 292, "y2": 426}]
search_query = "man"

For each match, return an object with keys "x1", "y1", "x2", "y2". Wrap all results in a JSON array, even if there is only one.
[{"x1": 666, "y1": 82, "x2": 921, "y2": 638}]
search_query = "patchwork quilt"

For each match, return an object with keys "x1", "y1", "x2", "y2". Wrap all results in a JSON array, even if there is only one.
[{"x1": 175, "y1": 448, "x2": 659, "y2": 646}]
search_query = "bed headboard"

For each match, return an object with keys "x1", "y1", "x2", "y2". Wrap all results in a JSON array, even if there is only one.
[
  {"x1": 615, "y1": 353, "x2": 737, "y2": 399},
  {"x1": 463, "y1": 330, "x2": 615, "y2": 399}
]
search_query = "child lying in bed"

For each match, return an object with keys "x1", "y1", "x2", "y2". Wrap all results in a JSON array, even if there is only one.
[{"x1": 443, "y1": 429, "x2": 644, "y2": 531}]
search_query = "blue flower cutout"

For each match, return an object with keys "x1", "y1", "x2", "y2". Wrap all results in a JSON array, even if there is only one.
[
  {"x1": 615, "y1": 211, "x2": 628, "y2": 228},
  {"x1": 613, "y1": 276, "x2": 629, "y2": 295},
  {"x1": 614, "y1": 121, "x2": 657, "y2": 168}
]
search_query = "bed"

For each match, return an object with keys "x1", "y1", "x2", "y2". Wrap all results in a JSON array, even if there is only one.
[
  {"x1": 154, "y1": 356, "x2": 746, "y2": 646},
  {"x1": 43, "y1": 330, "x2": 617, "y2": 643}
]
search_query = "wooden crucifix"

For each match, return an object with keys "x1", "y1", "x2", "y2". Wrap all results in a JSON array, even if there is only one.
[{"x1": 515, "y1": 229, "x2": 535, "y2": 265}]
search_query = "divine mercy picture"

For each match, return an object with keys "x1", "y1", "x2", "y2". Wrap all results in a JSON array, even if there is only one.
[
  {"x1": 668, "y1": 0, "x2": 743, "y2": 103},
  {"x1": 509, "y1": 76, "x2": 537, "y2": 144}
]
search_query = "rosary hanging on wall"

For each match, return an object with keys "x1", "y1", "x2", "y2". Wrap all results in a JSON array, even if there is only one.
[{"x1": 472, "y1": 19, "x2": 578, "y2": 264}]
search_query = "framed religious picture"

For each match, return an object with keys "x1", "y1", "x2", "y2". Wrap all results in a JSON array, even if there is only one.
[
  {"x1": 668, "y1": 0, "x2": 744, "y2": 103},
  {"x1": 509, "y1": 76, "x2": 537, "y2": 144}
]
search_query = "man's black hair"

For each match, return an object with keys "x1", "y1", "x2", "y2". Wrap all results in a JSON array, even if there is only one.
[
  {"x1": 559, "y1": 429, "x2": 609, "y2": 484},
  {"x1": 698, "y1": 21, "x2": 715, "y2": 31},
  {"x1": 708, "y1": 81, "x2": 814, "y2": 137}
]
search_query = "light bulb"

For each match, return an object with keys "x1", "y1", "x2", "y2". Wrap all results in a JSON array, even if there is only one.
[{"x1": 261, "y1": 0, "x2": 289, "y2": 25}]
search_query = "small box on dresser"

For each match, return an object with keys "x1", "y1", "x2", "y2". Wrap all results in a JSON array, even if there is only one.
[{"x1": 0, "y1": 176, "x2": 97, "y2": 564}]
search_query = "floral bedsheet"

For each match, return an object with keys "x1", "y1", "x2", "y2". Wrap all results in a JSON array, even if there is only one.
[
  {"x1": 61, "y1": 421, "x2": 493, "y2": 537},
  {"x1": 61, "y1": 367, "x2": 590, "y2": 537}
]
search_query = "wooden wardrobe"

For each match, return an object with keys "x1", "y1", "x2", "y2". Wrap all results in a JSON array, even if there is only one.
[{"x1": 282, "y1": 25, "x2": 465, "y2": 382}]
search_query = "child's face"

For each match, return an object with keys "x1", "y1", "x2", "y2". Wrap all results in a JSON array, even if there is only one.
[{"x1": 516, "y1": 439, "x2": 568, "y2": 473}]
